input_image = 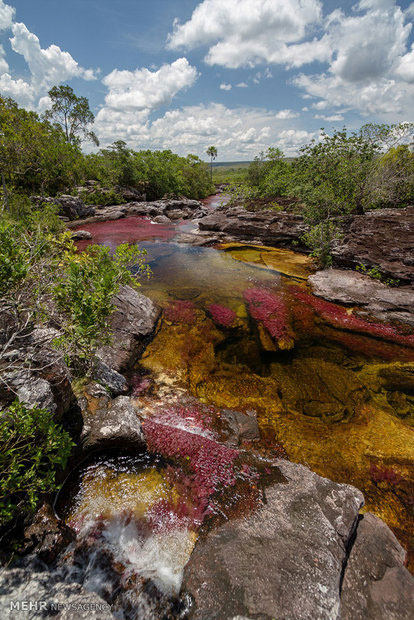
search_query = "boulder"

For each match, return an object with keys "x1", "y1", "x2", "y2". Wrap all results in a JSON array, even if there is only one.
[
  {"x1": 183, "y1": 459, "x2": 364, "y2": 620},
  {"x1": 31, "y1": 195, "x2": 95, "y2": 220},
  {"x1": 220, "y1": 409, "x2": 260, "y2": 446},
  {"x1": 309, "y1": 269, "x2": 414, "y2": 326},
  {"x1": 341, "y1": 512, "x2": 414, "y2": 619},
  {"x1": 81, "y1": 392, "x2": 144, "y2": 450},
  {"x1": 70, "y1": 229, "x2": 92, "y2": 240},
  {"x1": 92, "y1": 359, "x2": 127, "y2": 396},
  {"x1": 97, "y1": 285, "x2": 161, "y2": 372},
  {"x1": 332, "y1": 206, "x2": 414, "y2": 284},
  {"x1": 23, "y1": 503, "x2": 75, "y2": 565}
]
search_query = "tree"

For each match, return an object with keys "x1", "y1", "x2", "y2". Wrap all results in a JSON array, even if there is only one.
[
  {"x1": 206, "y1": 146, "x2": 218, "y2": 181},
  {"x1": 43, "y1": 85, "x2": 99, "y2": 146}
]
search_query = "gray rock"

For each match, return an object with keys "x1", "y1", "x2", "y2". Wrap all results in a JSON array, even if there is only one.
[
  {"x1": 97, "y1": 285, "x2": 161, "y2": 372},
  {"x1": 152, "y1": 215, "x2": 171, "y2": 223},
  {"x1": 0, "y1": 564, "x2": 113, "y2": 619},
  {"x1": 309, "y1": 269, "x2": 414, "y2": 326},
  {"x1": 30, "y1": 195, "x2": 95, "y2": 221},
  {"x1": 167, "y1": 209, "x2": 186, "y2": 220},
  {"x1": 341, "y1": 512, "x2": 414, "y2": 619},
  {"x1": 81, "y1": 395, "x2": 144, "y2": 450},
  {"x1": 183, "y1": 459, "x2": 364, "y2": 620},
  {"x1": 92, "y1": 359, "x2": 127, "y2": 396},
  {"x1": 71, "y1": 230, "x2": 92, "y2": 240}
]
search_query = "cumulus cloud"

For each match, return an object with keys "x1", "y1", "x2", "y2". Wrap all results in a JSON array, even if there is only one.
[
  {"x1": 94, "y1": 101, "x2": 313, "y2": 159},
  {"x1": 219, "y1": 82, "x2": 232, "y2": 90},
  {"x1": 0, "y1": 0, "x2": 14, "y2": 31},
  {"x1": 101, "y1": 58, "x2": 197, "y2": 112},
  {"x1": 236, "y1": 82, "x2": 248, "y2": 88},
  {"x1": 275, "y1": 109, "x2": 299, "y2": 119},
  {"x1": 0, "y1": 10, "x2": 97, "y2": 109},
  {"x1": 167, "y1": 0, "x2": 326, "y2": 68}
]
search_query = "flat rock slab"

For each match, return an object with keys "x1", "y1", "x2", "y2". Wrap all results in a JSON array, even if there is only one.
[
  {"x1": 183, "y1": 459, "x2": 364, "y2": 620},
  {"x1": 309, "y1": 269, "x2": 414, "y2": 326}
]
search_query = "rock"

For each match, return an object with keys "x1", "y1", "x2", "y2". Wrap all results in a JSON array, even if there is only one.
[
  {"x1": 341, "y1": 512, "x2": 414, "y2": 619},
  {"x1": 70, "y1": 229, "x2": 92, "y2": 240},
  {"x1": 309, "y1": 269, "x2": 414, "y2": 326},
  {"x1": 81, "y1": 394, "x2": 144, "y2": 450},
  {"x1": 97, "y1": 285, "x2": 161, "y2": 372},
  {"x1": 23, "y1": 503, "x2": 75, "y2": 565},
  {"x1": 92, "y1": 359, "x2": 127, "y2": 395},
  {"x1": 220, "y1": 409, "x2": 260, "y2": 446},
  {"x1": 31, "y1": 195, "x2": 95, "y2": 220},
  {"x1": 332, "y1": 206, "x2": 414, "y2": 284},
  {"x1": 183, "y1": 459, "x2": 364, "y2": 620},
  {"x1": 0, "y1": 328, "x2": 74, "y2": 415},
  {"x1": 0, "y1": 562, "x2": 113, "y2": 619},
  {"x1": 198, "y1": 206, "x2": 309, "y2": 249},
  {"x1": 152, "y1": 214, "x2": 170, "y2": 223},
  {"x1": 167, "y1": 209, "x2": 186, "y2": 220}
]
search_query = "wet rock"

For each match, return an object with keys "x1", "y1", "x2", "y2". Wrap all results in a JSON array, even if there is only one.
[
  {"x1": 81, "y1": 394, "x2": 144, "y2": 450},
  {"x1": 23, "y1": 503, "x2": 75, "y2": 565},
  {"x1": 183, "y1": 459, "x2": 364, "y2": 620},
  {"x1": 220, "y1": 409, "x2": 260, "y2": 446},
  {"x1": 309, "y1": 269, "x2": 414, "y2": 326},
  {"x1": 97, "y1": 285, "x2": 161, "y2": 372},
  {"x1": 331, "y1": 206, "x2": 414, "y2": 284},
  {"x1": 152, "y1": 214, "x2": 170, "y2": 223},
  {"x1": 70, "y1": 229, "x2": 92, "y2": 240},
  {"x1": 0, "y1": 561, "x2": 113, "y2": 619},
  {"x1": 341, "y1": 512, "x2": 414, "y2": 619},
  {"x1": 167, "y1": 209, "x2": 186, "y2": 220}
]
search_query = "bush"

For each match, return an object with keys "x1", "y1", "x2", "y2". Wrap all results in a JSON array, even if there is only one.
[{"x1": 0, "y1": 401, "x2": 74, "y2": 527}]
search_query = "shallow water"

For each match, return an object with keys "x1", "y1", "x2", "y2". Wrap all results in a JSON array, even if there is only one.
[{"x1": 73, "y1": 204, "x2": 414, "y2": 571}]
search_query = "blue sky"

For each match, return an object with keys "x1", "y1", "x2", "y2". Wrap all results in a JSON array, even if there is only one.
[{"x1": 0, "y1": 0, "x2": 413, "y2": 159}]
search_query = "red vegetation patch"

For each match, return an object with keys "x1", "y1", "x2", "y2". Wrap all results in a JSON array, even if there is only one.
[
  {"x1": 370, "y1": 464, "x2": 403, "y2": 486},
  {"x1": 163, "y1": 300, "x2": 197, "y2": 324},
  {"x1": 74, "y1": 216, "x2": 176, "y2": 251},
  {"x1": 207, "y1": 304, "x2": 237, "y2": 327},
  {"x1": 243, "y1": 287, "x2": 293, "y2": 343},
  {"x1": 143, "y1": 419, "x2": 238, "y2": 526},
  {"x1": 289, "y1": 286, "x2": 414, "y2": 348}
]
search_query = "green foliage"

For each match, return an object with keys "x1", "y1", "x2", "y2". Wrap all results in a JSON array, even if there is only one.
[
  {"x1": 0, "y1": 95, "x2": 84, "y2": 197},
  {"x1": 84, "y1": 145, "x2": 213, "y2": 200},
  {"x1": 302, "y1": 222, "x2": 340, "y2": 267},
  {"x1": 0, "y1": 401, "x2": 74, "y2": 527},
  {"x1": 53, "y1": 241, "x2": 150, "y2": 363},
  {"x1": 356, "y1": 263, "x2": 400, "y2": 287},
  {"x1": 80, "y1": 189, "x2": 124, "y2": 206},
  {"x1": 43, "y1": 85, "x2": 99, "y2": 146}
]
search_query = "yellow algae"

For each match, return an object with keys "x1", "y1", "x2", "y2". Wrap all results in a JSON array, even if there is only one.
[
  {"x1": 69, "y1": 468, "x2": 177, "y2": 523},
  {"x1": 219, "y1": 243, "x2": 315, "y2": 279}
]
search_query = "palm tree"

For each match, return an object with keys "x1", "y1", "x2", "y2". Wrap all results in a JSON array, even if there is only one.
[{"x1": 206, "y1": 146, "x2": 218, "y2": 181}]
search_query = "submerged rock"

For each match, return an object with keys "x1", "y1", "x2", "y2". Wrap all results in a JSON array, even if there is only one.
[
  {"x1": 309, "y1": 269, "x2": 414, "y2": 327},
  {"x1": 183, "y1": 459, "x2": 364, "y2": 620},
  {"x1": 341, "y1": 512, "x2": 414, "y2": 619},
  {"x1": 70, "y1": 229, "x2": 92, "y2": 240}
]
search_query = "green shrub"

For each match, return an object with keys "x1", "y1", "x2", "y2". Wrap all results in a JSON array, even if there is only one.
[{"x1": 0, "y1": 401, "x2": 74, "y2": 527}]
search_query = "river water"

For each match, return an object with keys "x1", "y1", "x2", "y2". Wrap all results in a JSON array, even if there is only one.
[{"x1": 71, "y1": 197, "x2": 414, "y2": 580}]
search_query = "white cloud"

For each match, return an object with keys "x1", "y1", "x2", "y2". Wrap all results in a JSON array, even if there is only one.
[
  {"x1": 275, "y1": 109, "x2": 299, "y2": 119},
  {"x1": 0, "y1": 14, "x2": 97, "y2": 109},
  {"x1": 396, "y1": 45, "x2": 414, "y2": 83},
  {"x1": 314, "y1": 113, "x2": 345, "y2": 121},
  {"x1": 219, "y1": 82, "x2": 232, "y2": 90},
  {"x1": 0, "y1": 0, "x2": 14, "y2": 31},
  {"x1": 167, "y1": 0, "x2": 326, "y2": 68},
  {"x1": 236, "y1": 82, "x2": 248, "y2": 88},
  {"x1": 101, "y1": 58, "x2": 197, "y2": 111},
  {"x1": 94, "y1": 101, "x2": 313, "y2": 159}
]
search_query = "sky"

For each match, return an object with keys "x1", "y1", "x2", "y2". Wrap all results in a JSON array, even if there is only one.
[{"x1": 0, "y1": 0, "x2": 413, "y2": 160}]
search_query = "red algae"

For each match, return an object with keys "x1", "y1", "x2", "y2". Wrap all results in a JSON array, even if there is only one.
[
  {"x1": 207, "y1": 304, "x2": 237, "y2": 327},
  {"x1": 289, "y1": 286, "x2": 414, "y2": 348},
  {"x1": 164, "y1": 300, "x2": 197, "y2": 324},
  {"x1": 370, "y1": 464, "x2": 403, "y2": 486},
  {"x1": 143, "y1": 419, "x2": 238, "y2": 526},
  {"x1": 74, "y1": 216, "x2": 176, "y2": 251},
  {"x1": 243, "y1": 287, "x2": 294, "y2": 346}
]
